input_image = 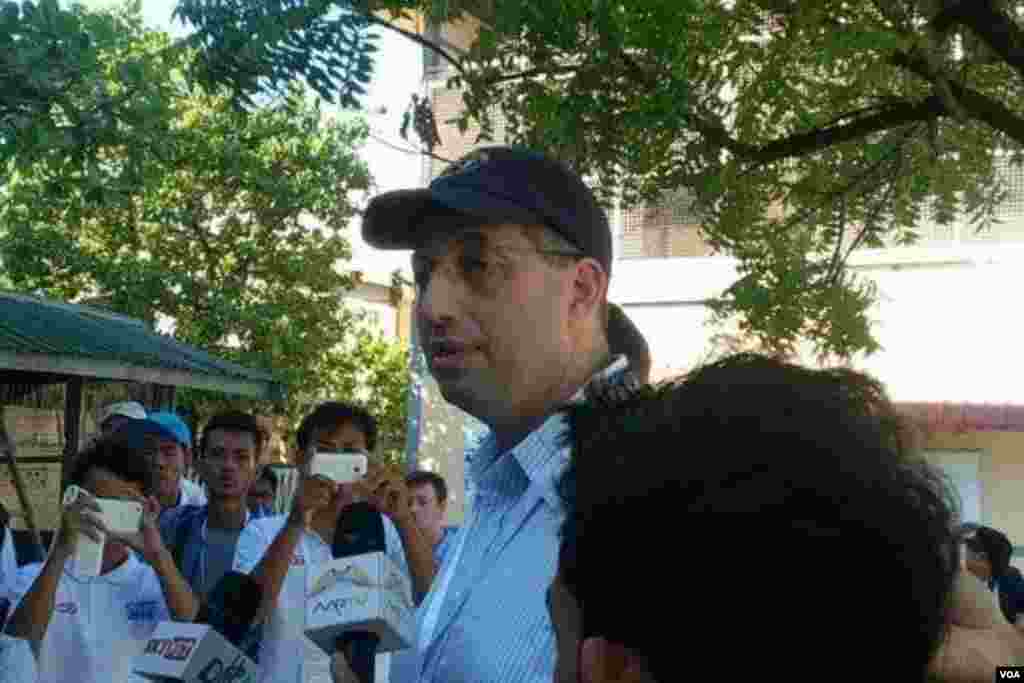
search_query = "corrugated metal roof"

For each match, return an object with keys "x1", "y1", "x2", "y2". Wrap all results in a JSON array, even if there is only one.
[{"x1": 0, "y1": 292, "x2": 284, "y2": 400}]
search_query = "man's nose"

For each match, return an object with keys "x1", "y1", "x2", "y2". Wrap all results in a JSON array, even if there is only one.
[{"x1": 416, "y1": 263, "x2": 463, "y2": 330}]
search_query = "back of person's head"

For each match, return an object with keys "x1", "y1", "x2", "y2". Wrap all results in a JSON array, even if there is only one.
[
  {"x1": 558, "y1": 353, "x2": 957, "y2": 682},
  {"x1": 70, "y1": 433, "x2": 154, "y2": 495},
  {"x1": 200, "y1": 410, "x2": 265, "y2": 457},
  {"x1": 406, "y1": 470, "x2": 448, "y2": 504},
  {"x1": 296, "y1": 402, "x2": 377, "y2": 453},
  {"x1": 607, "y1": 303, "x2": 651, "y2": 384},
  {"x1": 967, "y1": 525, "x2": 1013, "y2": 580}
]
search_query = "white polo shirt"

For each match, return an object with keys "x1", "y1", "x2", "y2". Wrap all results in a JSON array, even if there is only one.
[
  {"x1": 237, "y1": 514, "x2": 410, "y2": 683},
  {"x1": 11, "y1": 554, "x2": 171, "y2": 683}
]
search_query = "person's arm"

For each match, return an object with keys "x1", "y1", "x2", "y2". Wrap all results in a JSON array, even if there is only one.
[
  {"x1": 365, "y1": 477, "x2": 436, "y2": 605},
  {"x1": 6, "y1": 494, "x2": 101, "y2": 645},
  {"x1": 248, "y1": 474, "x2": 333, "y2": 622},
  {"x1": 118, "y1": 497, "x2": 198, "y2": 621}
]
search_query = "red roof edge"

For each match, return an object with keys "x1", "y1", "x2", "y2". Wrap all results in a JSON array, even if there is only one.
[{"x1": 895, "y1": 402, "x2": 1024, "y2": 433}]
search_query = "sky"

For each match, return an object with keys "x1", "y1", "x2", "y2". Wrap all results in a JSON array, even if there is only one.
[{"x1": 83, "y1": 0, "x2": 422, "y2": 281}]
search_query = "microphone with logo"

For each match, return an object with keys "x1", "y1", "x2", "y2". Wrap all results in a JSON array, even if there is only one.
[
  {"x1": 304, "y1": 502, "x2": 415, "y2": 683},
  {"x1": 134, "y1": 572, "x2": 263, "y2": 683}
]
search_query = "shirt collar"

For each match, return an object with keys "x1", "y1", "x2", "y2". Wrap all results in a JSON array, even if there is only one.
[{"x1": 471, "y1": 354, "x2": 631, "y2": 486}]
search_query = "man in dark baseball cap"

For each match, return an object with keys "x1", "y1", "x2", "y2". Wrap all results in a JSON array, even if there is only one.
[
  {"x1": 361, "y1": 146, "x2": 635, "y2": 683},
  {"x1": 362, "y1": 145, "x2": 612, "y2": 276}
]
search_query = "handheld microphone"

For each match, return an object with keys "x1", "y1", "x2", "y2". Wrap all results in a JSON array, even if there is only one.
[
  {"x1": 332, "y1": 503, "x2": 386, "y2": 683},
  {"x1": 304, "y1": 502, "x2": 414, "y2": 683},
  {"x1": 196, "y1": 572, "x2": 263, "y2": 650},
  {"x1": 134, "y1": 572, "x2": 263, "y2": 682}
]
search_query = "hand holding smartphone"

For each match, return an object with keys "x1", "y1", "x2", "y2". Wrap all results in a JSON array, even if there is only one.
[{"x1": 61, "y1": 485, "x2": 143, "y2": 576}]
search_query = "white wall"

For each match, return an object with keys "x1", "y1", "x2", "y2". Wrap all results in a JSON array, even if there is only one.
[{"x1": 610, "y1": 244, "x2": 1024, "y2": 403}]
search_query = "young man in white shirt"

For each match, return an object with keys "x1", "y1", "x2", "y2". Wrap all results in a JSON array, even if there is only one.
[
  {"x1": 238, "y1": 402, "x2": 436, "y2": 683},
  {"x1": 5, "y1": 433, "x2": 198, "y2": 683}
]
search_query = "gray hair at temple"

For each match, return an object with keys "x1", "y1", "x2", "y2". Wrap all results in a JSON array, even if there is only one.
[{"x1": 607, "y1": 302, "x2": 651, "y2": 384}]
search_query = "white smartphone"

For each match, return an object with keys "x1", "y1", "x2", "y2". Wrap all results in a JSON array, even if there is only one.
[
  {"x1": 309, "y1": 451, "x2": 368, "y2": 484},
  {"x1": 96, "y1": 497, "x2": 143, "y2": 536}
]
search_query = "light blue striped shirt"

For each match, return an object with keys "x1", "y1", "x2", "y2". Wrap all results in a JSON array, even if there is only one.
[{"x1": 415, "y1": 356, "x2": 629, "y2": 683}]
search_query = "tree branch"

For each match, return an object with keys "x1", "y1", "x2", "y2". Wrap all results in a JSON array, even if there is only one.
[
  {"x1": 487, "y1": 64, "x2": 583, "y2": 84},
  {"x1": 360, "y1": 14, "x2": 466, "y2": 76},
  {"x1": 618, "y1": 51, "x2": 943, "y2": 166},
  {"x1": 750, "y1": 97, "x2": 942, "y2": 163},
  {"x1": 891, "y1": 51, "x2": 1024, "y2": 145},
  {"x1": 933, "y1": 0, "x2": 1024, "y2": 82}
]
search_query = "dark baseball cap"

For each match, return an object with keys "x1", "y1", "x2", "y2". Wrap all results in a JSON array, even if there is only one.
[{"x1": 361, "y1": 145, "x2": 612, "y2": 277}]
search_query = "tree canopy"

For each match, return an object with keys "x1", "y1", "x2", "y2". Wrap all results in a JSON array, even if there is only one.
[
  {"x1": 0, "y1": 5, "x2": 411, "y2": 456},
  {"x1": 8, "y1": 0, "x2": 1024, "y2": 358},
  {"x1": 169, "y1": 0, "x2": 1024, "y2": 358}
]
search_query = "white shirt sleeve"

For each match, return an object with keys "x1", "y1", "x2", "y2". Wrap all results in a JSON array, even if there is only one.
[
  {"x1": 0, "y1": 528, "x2": 17, "y2": 597},
  {"x1": 382, "y1": 516, "x2": 410, "y2": 579},
  {"x1": 232, "y1": 517, "x2": 282, "y2": 574},
  {"x1": 138, "y1": 564, "x2": 172, "y2": 623},
  {"x1": 0, "y1": 636, "x2": 37, "y2": 683}
]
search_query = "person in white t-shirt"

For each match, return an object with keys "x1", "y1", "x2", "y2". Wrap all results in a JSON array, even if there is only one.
[
  {"x1": 5, "y1": 434, "x2": 199, "y2": 683},
  {"x1": 238, "y1": 402, "x2": 436, "y2": 683}
]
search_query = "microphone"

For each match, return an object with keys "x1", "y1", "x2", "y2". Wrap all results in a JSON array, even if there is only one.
[
  {"x1": 133, "y1": 572, "x2": 263, "y2": 683},
  {"x1": 333, "y1": 503, "x2": 386, "y2": 683},
  {"x1": 195, "y1": 572, "x2": 263, "y2": 650},
  {"x1": 304, "y1": 503, "x2": 414, "y2": 683}
]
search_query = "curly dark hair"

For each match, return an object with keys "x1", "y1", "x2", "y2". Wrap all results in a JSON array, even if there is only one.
[
  {"x1": 70, "y1": 433, "x2": 154, "y2": 495},
  {"x1": 557, "y1": 353, "x2": 958, "y2": 682},
  {"x1": 296, "y1": 402, "x2": 377, "y2": 453}
]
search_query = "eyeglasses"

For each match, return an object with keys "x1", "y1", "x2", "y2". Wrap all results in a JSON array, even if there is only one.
[{"x1": 412, "y1": 235, "x2": 582, "y2": 296}]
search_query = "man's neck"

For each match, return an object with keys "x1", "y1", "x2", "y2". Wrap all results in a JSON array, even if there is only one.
[
  {"x1": 207, "y1": 497, "x2": 247, "y2": 531},
  {"x1": 492, "y1": 349, "x2": 613, "y2": 452},
  {"x1": 425, "y1": 525, "x2": 444, "y2": 547}
]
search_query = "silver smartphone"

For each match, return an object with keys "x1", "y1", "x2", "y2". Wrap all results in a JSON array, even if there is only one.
[{"x1": 309, "y1": 451, "x2": 369, "y2": 484}]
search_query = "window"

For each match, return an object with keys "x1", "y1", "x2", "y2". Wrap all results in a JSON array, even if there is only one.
[{"x1": 619, "y1": 188, "x2": 713, "y2": 259}]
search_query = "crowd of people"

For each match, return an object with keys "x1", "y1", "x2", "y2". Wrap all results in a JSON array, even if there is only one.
[{"x1": 0, "y1": 145, "x2": 1022, "y2": 683}]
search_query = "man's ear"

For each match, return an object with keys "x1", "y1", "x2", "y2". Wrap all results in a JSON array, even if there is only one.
[
  {"x1": 579, "y1": 636, "x2": 648, "y2": 683},
  {"x1": 569, "y1": 258, "x2": 608, "y2": 324}
]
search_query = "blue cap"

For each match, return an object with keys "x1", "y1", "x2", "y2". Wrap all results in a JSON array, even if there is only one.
[
  {"x1": 112, "y1": 418, "x2": 179, "y2": 453},
  {"x1": 147, "y1": 411, "x2": 192, "y2": 448},
  {"x1": 361, "y1": 145, "x2": 613, "y2": 277}
]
